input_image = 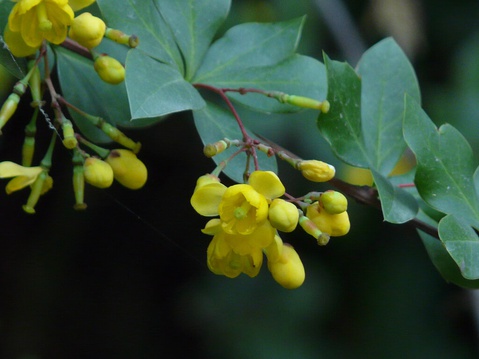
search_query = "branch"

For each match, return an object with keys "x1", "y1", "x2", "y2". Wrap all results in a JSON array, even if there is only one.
[{"x1": 257, "y1": 135, "x2": 440, "y2": 239}]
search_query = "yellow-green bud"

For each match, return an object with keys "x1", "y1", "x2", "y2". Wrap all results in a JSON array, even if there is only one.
[
  {"x1": 62, "y1": 120, "x2": 77, "y2": 149},
  {"x1": 69, "y1": 12, "x2": 106, "y2": 49},
  {"x1": 268, "y1": 198, "x2": 299, "y2": 232},
  {"x1": 94, "y1": 55, "x2": 125, "y2": 85},
  {"x1": 298, "y1": 215, "x2": 330, "y2": 245},
  {"x1": 268, "y1": 244, "x2": 305, "y2": 289},
  {"x1": 0, "y1": 93, "x2": 20, "y2": 132},
  {"x1": 320, "y1": 190, "x2": 348, "y2": 214},
  {"x1": 83, "y1": 157, "x2": 114, "y2": 188},
  {"x1": 297, "y1": 160, "x2": 335, "y2": 182},
  {"x1": 306, "y1": 202, "x2": 350, "y2": 237},
  {"x1": 106, "y1": 149, "x2": 147, "y2": 189}
]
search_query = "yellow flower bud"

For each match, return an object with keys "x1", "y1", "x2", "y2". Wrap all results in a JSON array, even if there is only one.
[
  {"x1": 268, "y1": 244, "x2": 305, "y2": 289},
  {"x1": 268, "y1": 198, "x2": 299, "y2": 232},
  {"x1": 83, "y1": 157, "x2": 114, "y2": 188},
  {"x1": 306, "y1": 202, "x2": 350, "y2": 237},
  {"x1": 320, "y1": 190, "x2": 348, "y2": 214},
  {"x1": 69, "y1": 12, "x2": 106, "y2": 49},
  {"x1": 106, "y1": 149, "x2": 147, "y2": 189},
  {"x1": 94, "y1": 55, "x2": 125, "y2": 85},
  {"x1": 297, "y1": 160, "x2": 335, "y2": 182},
  {"x1": 0, "y1": 93, "x2": 20, "y2": 132}
]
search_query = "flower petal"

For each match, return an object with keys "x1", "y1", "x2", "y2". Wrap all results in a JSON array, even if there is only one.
[
  {"x1": 0, "y1": 161, "x2": 42, "y2": 178},
  {"x1": 6, "y1": 175, "x2": 36, "y2": 194},
  {"x1": 191, "y1": 182, "x2": 226, "y2": 216},
  {"x1": 248, "y1": 171, "x2": 285, "y2": 199}
]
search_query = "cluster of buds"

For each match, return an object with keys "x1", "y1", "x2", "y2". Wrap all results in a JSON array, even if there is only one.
[
  {"x1": 4, "y1": 0, "x2": 138, "y2": 85},
  {"x1": 0, "y1": 56, "x2": 147, "y2": 213}
]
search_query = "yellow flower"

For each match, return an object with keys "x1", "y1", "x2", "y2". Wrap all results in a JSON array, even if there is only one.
[
  {"x1": 202, "y1": 219, "x2": 276, "y2": 278},
  {"x1": 218, "y1": 171, "x2": 285, "y2": 235},
  {"x1": 8, "y1": 0, "x2": 74, "y2": 49},
  {"x1": 3, "y1": 24, "x2": 38, "y2": 57},
  {"x1": 68, "y1": 0, "x2": 95, "y2": 11},
  {"x1": 0, "y1": 161, "x2": 43, "y2": 194},
  {"x1": 306, "y1": 202, "x2": 350, "y2": 237}
]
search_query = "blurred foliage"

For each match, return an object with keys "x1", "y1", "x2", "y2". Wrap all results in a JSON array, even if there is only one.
[{"x1": 1, "y1": 0, "x2": 479, "y2": 358}]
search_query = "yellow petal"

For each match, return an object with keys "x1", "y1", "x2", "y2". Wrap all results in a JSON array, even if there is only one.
[
  {"x1": 191, "y1": 182, "x2": 226, "y2": 216},
  {"x1": 201, "y1": 219, "x2": 222, "y2": 235},
  {"x1": 0, "y1": 161, "x2": 42, "y2": 178},
  {"x1": 248, "y1": 171, "x2": 285, "y2": 199},
  {"x1": 3, "y1": 25, "x2": 39, "y2": 57},
  {"x1": 6, "y1": 176, "x2": 35, "y2": 193}
]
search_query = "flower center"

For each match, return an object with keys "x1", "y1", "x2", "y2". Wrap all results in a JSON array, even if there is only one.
[{"x1": 234, "y1": 201, "x2": 251, "y2": 220}]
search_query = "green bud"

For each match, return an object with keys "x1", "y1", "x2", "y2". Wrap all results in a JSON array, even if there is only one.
[
  {"x1": 94, "y1": 55, "x2": 125, "y2": 85},
  {"x1": 320, "y1": 191, "x2": 348, "y2": 214}
]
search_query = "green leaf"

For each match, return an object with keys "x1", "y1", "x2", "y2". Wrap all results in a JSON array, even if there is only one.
[
  {"x1": 371, "y1": 169, "x2": 418, "y2": 223},
  {"x1": 193, "y1": 17, "x2": 305, "y2": 84},
  {"x1": 202, "y1": 54, "x2": 327, "y2": 114},
  {"x1": 96, "y1": 0, "x2": 183, "y2": 71},
  {"x1": 358, "y1": 38, "x2": 420, "y2": 174},
  {"x1": 55, "y1": 46, "x2": 129, "y2": 143},
  {"x1": 157, "y1": 0, "x2": 231, "y2": 81},
  {"x1": 418, "y1": 211, "x2": 479, "y2": 288},
  {"x1": 193, "y1": 102, "x2": 277, "y2": 183},
  {"x1": 438, "y1": 214, "x2": 479, "y2": 280},
  {"x1": 126, "y1": 50, "x2": 205, "y2": 120},
  {"x1": 318, "y1": 54, "x2": 368, "y2": 168},
  {"x1": 403, "y1": 95, "x2": 479, "y2": 229}
]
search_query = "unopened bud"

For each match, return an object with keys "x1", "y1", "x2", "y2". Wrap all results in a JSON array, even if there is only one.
[
  {"x1": 268, "y1": 244, "x2": 305, "y2": 289},
  {"x1": 297, "y1": 160, "x2": 335, "y2": 182},
  {"x1": 72, "y1": 150, "x2": 87, "y2": 210},
  {"x1": 268, "y1": 199, "x2": 299, "y2": 232},
  {"x1": 306, "y1": 202, "x2": 350, "y2": 237},
  {"x1": 0, "y1": 93, "x2": 20, "y2": 132},
  {"x1": 94, "y1": 55, "x2": 125, "y2": 85},
  {"x1": 320, "y1": 190, "x2": 348, "y2": 214},
  {"x1": 204, "y1": 140, "x2": 228, "y2": 157},
  {"x1": 83, "y1": 157, "x2": 114, "y2": 188},
  {"x1": 104, "y1": 28, "x2": 139, "y2": 48},
  {"x1": 106, "y1": 149, "x2": 147, "y2": 189},
  {"x1": 69, "y1": 12, "x2": 106, "y2": 49}
]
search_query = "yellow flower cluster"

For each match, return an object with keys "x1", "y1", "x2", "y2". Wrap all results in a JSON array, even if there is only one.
[
  {"x1": 4, "y1": 0, "x2": 96, "y2": 57},
  {"x1": 191, "y1": 171, "x2": 305, "y2": 289}
]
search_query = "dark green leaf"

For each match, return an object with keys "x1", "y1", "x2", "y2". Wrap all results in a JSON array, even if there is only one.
[
  {"x1": 157, "y1": 0, "x2": 231, "y2": 81},
  {"x1": 193, "y1": 102, "x2": 277, "y2": 183},
  {"x1": 204, "y1": 54, "x2": 327, "y2": 114},
  {"x1": 96, "y1": 0, "x2": 183, "y2": 71},
  {"x1": 358, "y1": 38, "x2": 420, "y2": 174},
  {"x1": 439, "y1": 214, "x2": 479, "y2": 280},
  {"x1": 126, "y1": 50, "x2": 205, "y2": 120},
  {"x1": 404, "y1": 95, "x2": 479, "y2": 229},
  {"x1": 418, "y1": 211, "x2": 479, "y2": 288},
  {"x1": 193, "y1": 17, "x2": 305, "y2": 84},
  {"x1": 371, "y1": 169, "x2": 418, "y2": 223},
  {"x1": 318, "y1": 54, "x2": 368, "y2": 167}
]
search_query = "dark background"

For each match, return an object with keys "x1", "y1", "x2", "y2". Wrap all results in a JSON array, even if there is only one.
[{"x1": 1, "y1": 0, "x2": 479, "y2": 357}]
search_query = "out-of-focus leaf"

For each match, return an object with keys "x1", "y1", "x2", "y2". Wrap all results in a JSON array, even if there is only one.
[
  {"x1": 358, "y1": 38, "x2": 420, "y2": 174},
  {"x1": 404, "y1": 95, "x2": 479, "y2": 229}
]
